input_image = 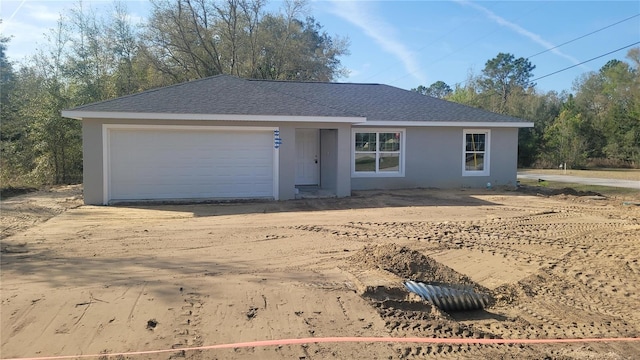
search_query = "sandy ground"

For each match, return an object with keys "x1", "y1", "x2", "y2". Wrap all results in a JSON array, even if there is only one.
[
  {"x1": 0, "y1": 185, "x2": 84, "y2": 239},
  {"x1": 1, "y1": 186, "x2": 640, "y2": 359}
]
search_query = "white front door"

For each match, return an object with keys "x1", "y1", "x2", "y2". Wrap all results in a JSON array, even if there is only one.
[{"x1": 295, "y1": 128, "x2": 320, "y2": 185}]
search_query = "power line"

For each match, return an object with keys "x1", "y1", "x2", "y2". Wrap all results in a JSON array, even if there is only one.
[
  {"x1": 416, "y1": 12, "x2": 640, "y2": 90},
  {"x1": 375, "y1": 2, "x2": 544, "y2": 84},
  {"x1": 527, "y1": 13, "x2": 640, "y2": 59},
  {"x1": 531, "y1": 41, "x2": 640, "y2": 82}
]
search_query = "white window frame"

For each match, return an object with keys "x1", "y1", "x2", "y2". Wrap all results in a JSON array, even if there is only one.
[
  {"x1": 462, "y1": 129, "x2": 490, "y2": 177},
  {"x1": 352, "y1": 128, "x2": 405, "y2": 177}
]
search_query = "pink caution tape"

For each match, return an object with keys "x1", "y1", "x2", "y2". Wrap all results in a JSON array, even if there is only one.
[{"x1": 5, "y1": 336, "x2": 640, "y2": 360}]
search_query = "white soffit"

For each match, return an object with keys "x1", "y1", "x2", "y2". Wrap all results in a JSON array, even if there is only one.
[
  {"x1": 354, "y1": 121, "x2": 534, "y2": 128},
  {"x1": 62, "y1": 111, "x2": 366, "y2": 123}
]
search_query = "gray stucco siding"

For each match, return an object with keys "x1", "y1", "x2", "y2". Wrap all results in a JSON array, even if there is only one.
[
  {"x1": 351, "y1": 127, "x2": 519, "y2": 191},
  {"x1": 277, "y1": 122, "x2": 351, "y2": 200},
  {"x1": 485, "y1": 127, "x2": 519, "y2": 188},
  {"x1": 81, "y1": 118, "x2": 351, "y2": 205},
  {"x1": 82, "y1": 120, "x2": 105, "y2": 205}
]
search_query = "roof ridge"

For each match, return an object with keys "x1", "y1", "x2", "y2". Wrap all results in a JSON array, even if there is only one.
[{"x1": 247, "y1": 78, "x2": 382, "y2": 86}]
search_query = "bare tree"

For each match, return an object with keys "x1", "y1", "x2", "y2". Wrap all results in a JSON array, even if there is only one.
[{"x1": 141, "y1": 0, "x2": 348, "y2": 83}]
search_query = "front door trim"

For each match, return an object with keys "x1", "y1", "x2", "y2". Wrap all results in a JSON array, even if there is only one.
[{"x1": 295, "y1": 128, "x2": 320, "y2": 185}]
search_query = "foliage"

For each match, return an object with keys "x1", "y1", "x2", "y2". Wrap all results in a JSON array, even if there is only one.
[
  {"x1": 141, "y1": 0, "x2": 348, "y2": 83},
  {"x1": 542, "y1": 109, "x2": 588, "y2": 168},
  {"x1": 0, "y1": 30, "x2": 27, "y2": 186},
  {"x1": 0, "y1": 28, "x2": 14, "y2": 113},
  {"x1": 1, "y1": 29, "x2": 16, "y2": 140},
  {"x1": 510, "y1": 89, "x2": 566, "y2": 167},
  {"x1": 443, "y1": 50, "x2": 639, "y2": 169},
  {"x1": 412, "y1": 81, "x2": 452, "y2": 99},
  {"x1": 568, "y1": 52, "x2": 640, "y2": 167},
  {"x1": 478, "y1": 52, "x2": 535, "y2": 114},
  {"x1": 2, "y1": 19, "x2": 82, "y2": 186},
  {"x1": 1, "y1": 0, "x2": 350, "y2": 188}
]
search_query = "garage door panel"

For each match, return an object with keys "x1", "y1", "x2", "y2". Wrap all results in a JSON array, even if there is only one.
[{"x1": 109, "y1": 128, "x2": 275, "y2": 201}]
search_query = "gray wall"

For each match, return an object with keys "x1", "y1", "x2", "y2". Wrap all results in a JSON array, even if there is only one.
[
  {"x1": 80, "y1": 118, "x2": 351, "y2": 204},
  {"x1": 488, "y1": 127, "x2": 519, "y2": 187},
  {"x1": 81, "y1": 119, "x2": 518, "y2": 204},
  {"x1": 277, "y1": 125, "x2": 296, "y2": 200},
  {"x1": 82, "y1": 119, "x2": 105, "y2": 205},
  {"x1": 351, "y1": 127, "x2": 519, "y2": 190},
  {"x1": 335, "y1": 124, "x2": 352, "y2": 197},
  {"x1": 320, "y1": 129, "x2": 338, "y2": 192}
]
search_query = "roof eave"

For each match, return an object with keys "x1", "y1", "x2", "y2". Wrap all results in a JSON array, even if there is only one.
[
  {"x1": 353, "y1": 121, "x2": 534, "y2": 128},
  {"x1": 61, "y1": 111, "x2": 366, "y2": 124}
]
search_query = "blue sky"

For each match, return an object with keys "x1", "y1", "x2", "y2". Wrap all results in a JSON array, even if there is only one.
[{"x1": 2, "y1": 0, "x2": 639, "y2": 94}]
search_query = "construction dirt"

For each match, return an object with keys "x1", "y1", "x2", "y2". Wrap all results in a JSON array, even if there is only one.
[{"x1": 1, "y1": 186, "x2": 640, "y2": 359}]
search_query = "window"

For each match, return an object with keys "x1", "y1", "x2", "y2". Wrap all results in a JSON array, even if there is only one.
[
  {"x1": 463, "y1": 129, "x2": 490, "y2": 176},
  {"x1": 353, "y1": 129, "x2": 404, "y2": 176}
]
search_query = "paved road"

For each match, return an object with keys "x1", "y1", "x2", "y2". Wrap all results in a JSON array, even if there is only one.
[{"x1": 517, "y1": 173, "x2": 640, "y2": 190}]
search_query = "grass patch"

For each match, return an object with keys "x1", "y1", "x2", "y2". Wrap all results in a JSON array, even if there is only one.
[
  {"x1": 518, "y1": 178, "x2": 639, "y2": 199},
  {"x1": 519, "y1": 168, "x2": 640, "y2": 181}
]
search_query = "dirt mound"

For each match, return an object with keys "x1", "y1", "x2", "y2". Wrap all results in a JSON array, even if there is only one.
[{"x1": 350, "y1": 244, "x2": 482, "y2": 290}]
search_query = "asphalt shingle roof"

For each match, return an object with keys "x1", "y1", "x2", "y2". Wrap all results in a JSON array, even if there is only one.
[{"x1": 67, "y1": 75, "x2": 526, "y2": 123}]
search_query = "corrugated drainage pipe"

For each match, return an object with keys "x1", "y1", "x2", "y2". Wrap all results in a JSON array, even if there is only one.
[{"x1": 404, "y1": 280, "x2": 490, "y2": 312}]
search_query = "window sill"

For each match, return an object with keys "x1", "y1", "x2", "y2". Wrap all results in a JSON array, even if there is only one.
[
  {"x1": 462, "y1": 171, "x2": 490, "y2": 177},
  {"x1": 352, "y1": 172, "x2": 405, "y2": 178}
]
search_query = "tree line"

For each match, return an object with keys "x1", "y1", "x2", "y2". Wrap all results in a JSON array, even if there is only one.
[
  {"x1": 0, "y1": 0, "x2": 349, "y2": 187},
  {"x1": 413, "y1": 50, "x2": 640, "y2": 170}
]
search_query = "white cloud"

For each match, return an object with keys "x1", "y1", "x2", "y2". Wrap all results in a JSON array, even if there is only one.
[
  {"x1": 327, "y1": 1, "x2": 427, "y2": 84},
  {"x1": 454, "y1": 0, "x2": 583, "y2": 66},
  {"x1": 344, "y1": 62, "x2": 372, "y2": 80},
  {"x1": 23, "y1": 3, "x2": 62, "y2": 22},
  {"x1": 1, "y1": 1, "x2": 66, "y2": 61}
]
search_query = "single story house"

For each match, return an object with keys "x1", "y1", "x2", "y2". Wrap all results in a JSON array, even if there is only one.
[{"x1": 62, "y1": 75, "x2": 533, "y2": 205}]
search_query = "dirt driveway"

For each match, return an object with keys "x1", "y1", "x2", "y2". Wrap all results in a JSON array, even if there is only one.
[{"x1": 2, "y1": 187, "x2": 640, "y2": 359}]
